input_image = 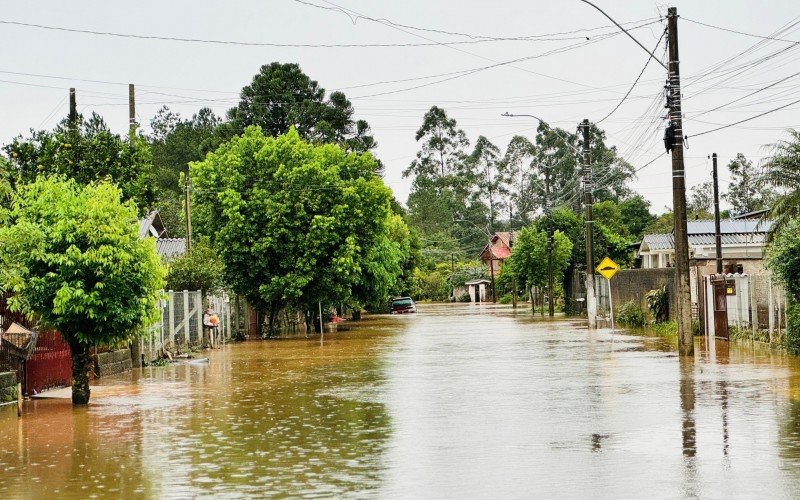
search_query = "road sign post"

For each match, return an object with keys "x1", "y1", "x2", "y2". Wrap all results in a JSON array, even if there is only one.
[{"x1": 596, "y1": 257, "x2": 620, "y2": 331}]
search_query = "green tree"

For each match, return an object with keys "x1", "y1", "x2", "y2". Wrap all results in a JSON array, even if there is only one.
[
  {"x1": 505, "y1": 226, "x2": 573, "y2": 292},
  {"x1": 688, "y1": 181, "x2": 713, "y2": 219},
  {"x1": 644, "y1": 211, "x2": 674, "y2": 234},
  {"x1": 619, "y1": 194, "x2": 656, "y2": 240},
  {"x1": 4, "y1": 113, "x2": 155, "y2": 212},
  {"x1": 501, "y1": 135, "x2": 538, "y2": 227},
  {"x1": 227, "y1": 62, "x2": 375, "y2": 153},
  {"x1": 148, "y1": 107, "x2": 228, "y2": 236},
  {"x1": 724, "y1": 153, "x2": 775, "y2": 216},
  {"x1": 768, "y1": 218, "x2": 800, "y2": 350},
  {"x1": 165, "y1": 239, "x2": 225, "y2": 293},
  {"x1": 404, "y1": 106, "x2": 485, "y2": 258},
  {"x1": 758, "y1": 130, "x2": 800, "y2": 238},
  {"x1": 191, "y1": 127, "x2": 400, "y2": 332},
  {"x1": 593, "y1": 200, "x2": 629, "y2": 238},
  {"x1": 0, "y1": 177, "x2": 165, "y2": 404},
  {"x1": 468, "y1": 136, "x2": 506, "y2": 232}
]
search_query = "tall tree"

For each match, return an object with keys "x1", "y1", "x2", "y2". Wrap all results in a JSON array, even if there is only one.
[
  {"x1": 4, "y1": 113, "x2": 155, "y2": 212},
  {"x1": 467, "y1": 136, "x2": 506, "y2": 232},
  {"x1": 0, "y1": 178, "x2": 165, "y2": 404},
  {"x1": 619, "y1": 194, "x2": 656, "y2": 240},
  {"x1": 724, "y1": 153, "x2": 776, "y2": 215},
  {"x1": 227, "y1": 62, "x2": 376, "y2": 153},
  {"x1": 191, "y1": 127, "x2": 404, "y2": 332},
  {"x1": 501, "y1": 135, "x2": 537, "y2": 227},
  {"x1": 404, "y1": 106, "x2": 484, "y2": 257},
  {"x1": 505, "y1": 226, "x2": 573, "y2": 294},
  {"x1": 148, "y1": 106, "x2": 228, "y2": 236},
  {"x1": 688, "y1": 181, "x2": 713, "y2": 219}
]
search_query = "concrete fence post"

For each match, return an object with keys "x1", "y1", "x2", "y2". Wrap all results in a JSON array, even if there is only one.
[{"x1": 168, "y1": 290, "x2": 175, "y2": 346}]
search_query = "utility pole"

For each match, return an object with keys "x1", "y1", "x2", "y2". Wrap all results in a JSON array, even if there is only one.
[
  {"x1": 545, "y1": 162, "x2": 554, "y2": 317},
  {"x1": 667, "y1": 7, "x2": 694, "y2": 356},
  {"x1": 128, "y1": 84, "x2": 136, "y2": 138},
  {"x1": 69, "y1": 88, "x2": 77, "y2": 130},
  {"x1": 582, "y1": 119, "x2": 597, "y2": 328},
  {"x1": 712, "y1": 153, "x2": 723, "y2": 274}
]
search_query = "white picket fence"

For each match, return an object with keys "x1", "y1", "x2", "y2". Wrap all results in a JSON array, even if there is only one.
[{"x1": 140, "y1": 290, "x2": 236, "y2": 362}]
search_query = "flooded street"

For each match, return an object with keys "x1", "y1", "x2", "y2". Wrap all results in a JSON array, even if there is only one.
[{"x1": 3, "y1": 303, "x2": 800, "y2": 498}]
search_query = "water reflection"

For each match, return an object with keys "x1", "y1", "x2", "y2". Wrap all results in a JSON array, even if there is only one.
[{"x1": 2, "y1": 304, "x2": 800, "y2": 497}]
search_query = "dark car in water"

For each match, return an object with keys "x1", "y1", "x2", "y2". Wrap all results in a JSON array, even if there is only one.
[{"x1": 390, "y1": 297, "x2": 417, "y2": 314}]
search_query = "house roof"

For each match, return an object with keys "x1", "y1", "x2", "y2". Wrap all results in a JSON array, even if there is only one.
[
  {"x1": 156, "y1": 238, "x2": 187, "y2": 259},
  {"x1": 641, "y1": 231, "x2": 768, "y2": 252},
  {"x1": 494, "y1": 231, "x2": 516, "y2": 247},
  {"x1": 642, "y1": 233, "x2": 675, "y2": 251},
  {"x1": 138, "y1": 210, "x2": 168, "y2": 239},
  {"x1": 686, "y1": 219, "x2": 771, "y2": 235},
  {"x1": 465, "y1": 278, "x2": 492, "y2": 285}
]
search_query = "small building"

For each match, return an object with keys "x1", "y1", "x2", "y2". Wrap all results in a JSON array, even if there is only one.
[
  {"x1": 480, "y1": 231, "x2": 516, "y2": 275},
  {"x1": 465, "y1": 279, "x2": 492, "y2": 303}
]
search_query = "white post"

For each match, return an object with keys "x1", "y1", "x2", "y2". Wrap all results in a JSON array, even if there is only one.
[
  {"x1": 607, "y1": 277, "x2": 615, "y2": 332},
  {"x1": 768, "y1": 276, "x2": 775, "y2": 343},
  {"x1": 319, "y1": 301, "x2": 324, "y2": 346},
  {"x1": 168, "y1": 290, "x2": 175, "y2": 346},
  {"x1": 183, "y1": 290, "x2": 190, "y2": 346}
]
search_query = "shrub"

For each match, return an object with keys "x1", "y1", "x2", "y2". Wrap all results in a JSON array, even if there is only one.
[
  {"x1": 787, "y1": 303, "x2": 800, "y2": 352},
  {"x1": 458, "y1": 292, "x2": 472, "y2": 303},
  {"x1": 617, "y1": 300, "x2": 645, "y2": 327},
  {"x1": 498, "y1": 293, "x2": 513, "y2": 305},
  {"x1": 651, "y1": 320, "x2": 678, "y2": 336},
  {"x1": 646, "y1": 285, "x2": 669, "y2": 323}
]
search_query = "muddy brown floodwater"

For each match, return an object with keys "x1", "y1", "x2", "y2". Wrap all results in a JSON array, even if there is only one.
[{"x1": 3, "y1": 303, "x2": 800, "y2": 498}]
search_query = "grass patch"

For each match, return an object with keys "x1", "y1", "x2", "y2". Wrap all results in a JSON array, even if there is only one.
[{"x1": 650, "y1": 320, "x2": 678, "y2": 336}]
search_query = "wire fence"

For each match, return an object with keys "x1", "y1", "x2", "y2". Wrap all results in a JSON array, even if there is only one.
[{"x1": 140, "y1": 290, "x2": 248, "y2": 363}]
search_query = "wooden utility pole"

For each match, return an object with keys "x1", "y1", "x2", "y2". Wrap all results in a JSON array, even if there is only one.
[
  {"x1": 545, "y1": 162, "x2": 554, "y2": 317},
  {"x1": 128, "y1": 84, "x2": 136, "y2": 138},
  {"x1": 69, "y1": 88, "x2": 77, "y2": 130},
  {"x1": 712, "y1": 153, "x2": 723, "y2": 274},
  {"x1": 667, "y1": 7, "x2": 694, "y2": 356},
  {"x1": 582, "y1": 120, "x2": 597, "y2": 328}
]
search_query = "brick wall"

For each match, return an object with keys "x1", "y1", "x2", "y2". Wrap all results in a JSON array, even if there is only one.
[{"x1": 94, "y1": 349, "x2": 132, "y2": 378}]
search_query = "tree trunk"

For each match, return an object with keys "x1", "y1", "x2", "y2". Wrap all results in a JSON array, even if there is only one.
[{"x1": 68, "y1": 340, "x2": 92, "y2": 405}]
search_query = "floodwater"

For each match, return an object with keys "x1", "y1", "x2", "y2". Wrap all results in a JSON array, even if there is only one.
[{"x1": 3, "y1": 304, "x2": 800, "y2": 498}]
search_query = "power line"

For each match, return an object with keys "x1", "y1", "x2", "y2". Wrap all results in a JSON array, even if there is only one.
[
  {"x1": 683, "y1": 17, "x2": 800, "y2": 43},
  {"x1": 596, "y1": 27, "x2": 666, "y2": 124},
  {"x1": 689, "y1": 96, "x2": 800, "y2": 138},
  {"x1": 293, "y1": 0, "x2": 659, "y2": 42}
]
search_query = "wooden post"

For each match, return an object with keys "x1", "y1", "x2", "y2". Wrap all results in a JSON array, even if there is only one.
[
  {"x1": 667, "y1": 7, "x2": 694, "y2": 356},
  {"x1": 319, "y1": 301, "x2": 324, "y2": 346},
  {"x1": 582, "y1": 120, "x2": 597, "y2": 329},
  {"x1": 16, "y1": 383, "x2": 22, "y2": 417},
  {"x1": 128, "y1": 83, "x2": 136, "y2": 138}
]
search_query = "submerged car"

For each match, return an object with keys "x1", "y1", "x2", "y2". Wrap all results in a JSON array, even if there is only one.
[{"x1": 390, "y1": 297, "x2": 417, "y2": 314}]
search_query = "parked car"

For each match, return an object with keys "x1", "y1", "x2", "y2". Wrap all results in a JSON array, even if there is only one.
[{"x1": 390, "y1": 297, "x2": 417, "y2": 314}]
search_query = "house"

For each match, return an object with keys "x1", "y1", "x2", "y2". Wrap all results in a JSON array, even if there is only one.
[
  {"x1": 480, "y1": 231, "x2": 516, "y2": 275},
  {"x1": 139, "y1": 210, "x2": 187, "y2": 259},
  {"x1": 638, "y1": 219, "x2": 772, "y2": 274}
]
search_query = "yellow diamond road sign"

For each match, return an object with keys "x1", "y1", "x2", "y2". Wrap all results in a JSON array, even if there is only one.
[{"x1": 596, "y1": 257, "x2": 620, "y2": 280}]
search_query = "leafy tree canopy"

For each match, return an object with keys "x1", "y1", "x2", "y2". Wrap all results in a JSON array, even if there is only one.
[
  {"x1": 505, "y1": 226, "x2": 573, "y2": 290},
  {"x1": 724, "y1": 153, "x2": 776, "y2": 216},
  {"x1": 191, "y1": 127, "x2": 404, "y2": 329},
  {"x1": 3, "y1": 113, "x2": 155, "y2": 212},
  {"x1": 227, "y1": 62, "x2": 376, "y2": 154},
  {"x1": 0, "y1": 177, "x2": 165, "y2": 404},
  {"x1": 619, "y1": 194, "x2": 656, "y2": 240},
  {"x1": 165, "y1": 238, "x2": 225, "y2": 294},
  {"x1": 758, "y1": 129, "x2": 800, "y2": 238}
]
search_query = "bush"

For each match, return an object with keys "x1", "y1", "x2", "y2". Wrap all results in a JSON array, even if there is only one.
[
  {"x1": 646, "y1": 285, "x2": 669, "y2": 323},
  {"x1": 617, "y1": 300, "x2": 645, "y2": 327},
  {"x1": 458, "y1": 292, "x2": 472, "y2": 303},
  {"x1": 651, "y1": 320, "x2": 678, "y2": 336},
  {"x1": 165, "y1": 238, "x2": 224, "y2": 293},
  {"x1": 498, "y1": 293, "x2": 513, "y2": 305},
  {"x1": 787, "y1": 303, "x2": 800, "y2": 352}
]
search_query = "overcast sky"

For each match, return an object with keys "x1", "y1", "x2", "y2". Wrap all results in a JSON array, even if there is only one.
[{"x1": 1, "y1": 0, "x2": 798, "y2": 214}]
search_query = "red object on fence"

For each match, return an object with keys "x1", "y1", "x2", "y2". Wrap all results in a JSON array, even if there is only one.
[
  {"x1": 24, "y1": 330, "x2": 72, "y2": 395},
  {"x1": 1, "y1": 294, "x2": 72, "y2": 395}
]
